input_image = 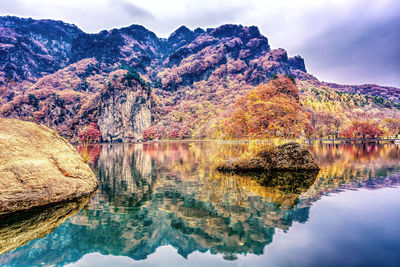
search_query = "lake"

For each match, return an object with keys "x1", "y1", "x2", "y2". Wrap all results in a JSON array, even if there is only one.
[{"x1": 1, "y1": 142, "x2": 400, "y2": 267}]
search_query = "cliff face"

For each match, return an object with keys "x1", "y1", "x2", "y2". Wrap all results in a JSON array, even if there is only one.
[{"x1": 98, "y1": 70, "x2": 151, "y2": 142}]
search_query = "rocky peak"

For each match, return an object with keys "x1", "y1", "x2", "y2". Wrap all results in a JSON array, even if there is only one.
[
  {"x1": 0, "y1": 17, "x2": 82, "y2": 82},
  {"x1": 0, "y1": 16, "x2": 83, "y2": 39},
  {"x1": 167, "y1": 26, "x2": 198, "y2": 51},
  {"x1": 208, "y1": 24, "x2": 268, "y2": 47},
  {"x1": 168, "y1": 26, "x2": 194, "y2": 41},
  {"x1": 119, "y1": 24, "x2": 160, "y2": 42}
]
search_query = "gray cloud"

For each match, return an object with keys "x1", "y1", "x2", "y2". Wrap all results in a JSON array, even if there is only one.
[
  {"x1": 113, "y1": 0, "x2": 154, "y2": 19},
  {"x1": 300, "y1": 9, "x2": 400, "y2": 87},
  {"x1": 144, "y1": 2, "x2": 252, "y2": 37}
]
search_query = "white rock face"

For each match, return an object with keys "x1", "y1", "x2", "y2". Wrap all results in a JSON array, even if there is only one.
[{"x1": 98, "y1": 72, "x2": 151, "y2": 142}]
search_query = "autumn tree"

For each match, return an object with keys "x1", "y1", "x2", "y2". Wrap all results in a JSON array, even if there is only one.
[
  {"x1": 78, "y1": 122, "x2": 101, "y2": 143},
  {"x1": 340, "y1": 121, "x2": 383, "y2": 139},
  {"x1": 223, "y1": 76, "x2": 312, "y2": 138}
]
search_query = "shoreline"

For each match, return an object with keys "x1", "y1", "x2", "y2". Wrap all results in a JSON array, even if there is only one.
[{"x1": 75, "y1": 138, "x2": 400, "y2": 146}]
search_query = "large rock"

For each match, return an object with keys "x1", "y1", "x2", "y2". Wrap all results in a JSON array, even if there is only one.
[
  {"x1": 0, "y1": 118, "x2": 98, "y2": 216},
  {"x1": 216, "y1": 142, "x2": 320, "y2": 172}
]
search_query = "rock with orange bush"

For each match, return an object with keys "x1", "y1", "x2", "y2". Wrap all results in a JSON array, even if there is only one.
[{"x1": 216, "y1": 142, "x2": 320, "y2": 172}]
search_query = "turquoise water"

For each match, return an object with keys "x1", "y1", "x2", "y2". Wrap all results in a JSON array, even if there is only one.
[{"x1": 1, "y1": 143, "x2": 400, "y2": 266}]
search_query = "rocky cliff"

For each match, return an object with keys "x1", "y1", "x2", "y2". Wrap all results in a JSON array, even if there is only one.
[{"x1": 98, "y1": 69, "x2": 151, "y2": 142}]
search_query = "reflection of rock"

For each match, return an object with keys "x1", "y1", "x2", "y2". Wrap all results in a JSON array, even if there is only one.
[
  {"x1": 216, "y1": 142, "x2": 320, "y2": 172},
  {"x1": 0, "y1": 194, "x2": 92, "y2": 255},
  {"x1": 94, "y1": 143, "x2": 153, "y2": 207},
  {"x1": 153, "y1": 169, "x2": 315, "y2": 258},
  {"x1": 0, "y1": 118, "x2": 98, "y2": 216},
  {"x1": 212, "y1": 170, "x2": 318, "y2": 207}
]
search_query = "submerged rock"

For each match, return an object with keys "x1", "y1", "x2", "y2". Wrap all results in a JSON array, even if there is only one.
[
  {"x1": 0, "y1": 118, "x2": 98, "y2": 216},
  {"x1": 216, "y1": 142, "x2": 320, "y2": 172}
]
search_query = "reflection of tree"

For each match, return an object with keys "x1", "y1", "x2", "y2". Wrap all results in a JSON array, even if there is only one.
[
  {"x1": 302, "y1": 144, "x2": 400, "y2": 204},
  {"x1": 76, "y1": 144, "x2": 102, "y2": 165},
  {"x1": 2, "y1": 142, "x2": 400, "y2": 266}
]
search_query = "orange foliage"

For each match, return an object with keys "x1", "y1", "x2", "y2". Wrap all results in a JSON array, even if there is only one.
[{"x1": 223, "y1": 76, "x2": 312, "y2": 138}]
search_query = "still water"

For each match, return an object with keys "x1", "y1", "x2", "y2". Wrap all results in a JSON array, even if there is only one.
[{"x1": 1, "y1": 142, "x2": 400, "y2": 266}]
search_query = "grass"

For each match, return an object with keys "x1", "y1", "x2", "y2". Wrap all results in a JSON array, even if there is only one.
[{"x1": 79, "y1": 139, "x2": 91, "y2": 163}]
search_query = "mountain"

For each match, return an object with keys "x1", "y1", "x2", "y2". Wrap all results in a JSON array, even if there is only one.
[{"x1": 0, "y1": 16, "x2": 399, "y2": 142}]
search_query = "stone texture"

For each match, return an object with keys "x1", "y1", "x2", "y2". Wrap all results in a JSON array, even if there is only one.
[
  {"x1": 0, "y1": 118, "x2": 98, "y2": 216},
  {"x1": 216, "y1": 142, "x2": 320, "y2": 172}
]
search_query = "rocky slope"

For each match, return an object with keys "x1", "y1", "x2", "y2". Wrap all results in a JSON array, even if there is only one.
[
  {"x1": 325, "y1": 82, "x2": 400, "y2": 103},
  {"x1": 0, "y1": 16, "x2": 399, "y2": 141},
  {"x1": 0, "y1": 118, "x2": 98, "y2": 215}
]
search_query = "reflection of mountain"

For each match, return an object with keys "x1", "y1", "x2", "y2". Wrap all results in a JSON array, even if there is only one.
[
  {"x1": 1, "y1": 143, "x2": 400, "y2": 266},
  {"x1": 0, "y1": 194, "x2": 91, "y2": 256}
]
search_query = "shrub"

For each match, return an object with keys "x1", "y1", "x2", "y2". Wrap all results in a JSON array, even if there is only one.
[{"x1": 78, "y1": 122, "x2": 101, "y2": 143}]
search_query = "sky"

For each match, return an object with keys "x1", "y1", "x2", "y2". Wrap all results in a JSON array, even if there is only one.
[{"x1": 1, "y1": 0, "x2": 399, "y2": 87}]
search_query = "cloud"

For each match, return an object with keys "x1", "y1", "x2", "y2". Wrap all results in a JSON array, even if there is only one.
[
  {"x1": 299, "y1": 6, "x2": 400, "y2": 87},
  {"x1": 137, "y1": 0, "x2": 252, "y2": 37},
  {"x1": 113, "y1": 0, "x2": 154, "y2": 19}
]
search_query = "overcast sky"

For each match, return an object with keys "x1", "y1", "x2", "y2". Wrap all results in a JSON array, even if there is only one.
[{"x1": 1, "y1": 0, "x2": 399, "y2": 87}]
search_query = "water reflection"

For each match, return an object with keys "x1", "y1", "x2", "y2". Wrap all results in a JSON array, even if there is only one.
[
  {"x1": 0, "y1": 194, "x2": 92, "y2": 255},
  {"x1": 1, "y1": 143, "x2": 400, "y2": 266}
]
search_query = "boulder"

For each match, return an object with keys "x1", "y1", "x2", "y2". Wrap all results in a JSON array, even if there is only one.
[
  {"x1": 216, "y1": 142, "x2": 319, "y2": 172},
  {"x1": 0, "y1": 118, "x2": 98, "y2": 216}
]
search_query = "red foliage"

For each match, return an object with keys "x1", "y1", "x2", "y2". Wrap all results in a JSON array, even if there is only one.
[
  {"x1": 169, "y1": 129, "x2": 179, "y2": 139},
  {"x1": 179, "y1": 125, "x2": 191, "y2": 139},
  {"x1": 340, "y1": 121, "x2": 383, "y2": 139},
  {"x1": 78, "y1": 122, "x2": 101, "y2": 143},
  {"x1": 143, "y1": 125, "x2": 160, "y2": 141}
]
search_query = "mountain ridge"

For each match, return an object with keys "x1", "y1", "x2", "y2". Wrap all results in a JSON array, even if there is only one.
[
  {"x1": 0, "y1": 16, "x2": 306, "y2": 83},
  {"x1": 0, "y1": 16, "x2": 399, "y2": 142}
]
